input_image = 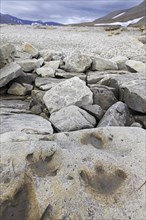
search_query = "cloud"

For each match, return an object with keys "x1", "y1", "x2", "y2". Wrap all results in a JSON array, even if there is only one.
[{"x1": 1, "y1": 0, "x2": 143, "y2": 24}]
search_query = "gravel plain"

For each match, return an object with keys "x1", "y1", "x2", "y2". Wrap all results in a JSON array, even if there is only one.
[{"x1": 0, "y1": 24, "x2": 145, "y2": 60}]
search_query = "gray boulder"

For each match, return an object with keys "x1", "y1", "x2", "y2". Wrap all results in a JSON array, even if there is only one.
[
  {"x1": 0, "y1": 62, "x2": 22, "y2": 88},
  {"x1": 45, "y1": 60, "x2": 60, "y2": 71},
  {"x1": 111, "y1": 56, "x2": 128, "y2": 70},
  {"x1": 50, "y1": 105, "x2": 96, "y2": 132},
  {"x1": 43, "y1": 77, "x2": 93, "y2": 113},
  {"x1": 98, "y1": 101, "x2": 130, "y2": 127},
  {"x1": 35, "y1": 77, "x2": 65, "y2": 90},
  {"x1": 7, "y1": 82, "x2": 27, "y2": 96},
  {"x1": 81, "y1": 104, "x2": 104, "y2": 120},
  {"x1": 0, "y1": 113, "x2": 53, "y2": 134},
  {"x1": 63, "y1": 51, "x2": 92, "y2": 73},
  {"x1": 22, "y1": 42, "x2": 39, "y2": 57},
  {"x1": 36, "y1": 66, "x2": 55, "y2": 77},
  {"x1": 17, "y1": 59, "x2": 40, "y2": 72},
  {"x1": 121, "y1": 80, "x2": 146, "y2": 113},
  {"x1": 92, "y1": 57, "x2": 118, "y2": 71},
  {"x1": 126, "y1": 60, "x2": 145, "y2": 73},
  {"x1": 55, "y1": 71, "x2": 86, "y2": 81},
  {"x1": 90, "y1": 85, "x2": 117, "y2": 110},
  {"x1": 0, "y1": 43, "x2": 16, "y2": 68}
]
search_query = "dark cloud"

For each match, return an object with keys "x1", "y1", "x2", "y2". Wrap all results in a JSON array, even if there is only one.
[{"x1": 1, "y1": 0, "x2": 143, "y2": 24}]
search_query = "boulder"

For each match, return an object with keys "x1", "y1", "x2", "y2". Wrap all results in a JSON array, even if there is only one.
[
  {"x1": 81, "y1": 104, "x2": 104, "y2": 120},
  {"x1": 0, "y1": 113, "x2": 53, "y2": 134},
  {"x1": 43, "y1": 77, "x2": 93, "y2": 113},
  {"x1": 50, "y1": 105, "x2": 96, "y2": 132},
  {"x1": 121, "y1": 80, "x2": 146, "y2": 113},
  {"x1": 111, "y1": 56, "x2": 128, "y2": 70},
  {"x1": 35, "y1": 77, "x2": 66, "y2": 90},
  {"x1": 0, "y1": 43, "x2": 16, "y2": 68},
  {"x1": 17, "y1": 59, "x2": 40, "y2": 72},
  {"x1": 0, "y1": 127, "x2": 145, "y2": 219},
  {"x1": 0, "y1": 98, "x2": 30, "y2": 115},
  {"x1": 22, "y1": 42, "x2": 39, "y2": 57},
  {"x1": 63, "y1": 51, "x2": 92, "y2": 73},
  {"x1": 91, "y1": 57, "x2": 118, "y2": 71},
  {"x1": 134, "y1": 115, "x2": 146, "y2": 128},
  {"x1": 126, "y1": 60, "x2": 145, "y2": 73},
  {"x1": 90, "y1": 85, "x2": 117, "y2": 110},
  {"x1": 14, "y1": 72, "x2": 37, "y2": 84},
  {"x1": 45, "y1": 60, "x2": 60, "y2": 71},
  {"x1": 7, "y1": 82, "x2": 27, "y2": 96},
  {"x1": 39, "y1": 49, "x2": 53, "y2": 61},
  {"x1": 36, "y1": 66, "x2": 55, "y2": 77},
  {"x1": 0, "y1": 62, "x2": 22, "y2": 88},
  {"x1": 98, "y1": 101, "x2": 130, "y2": 127}
]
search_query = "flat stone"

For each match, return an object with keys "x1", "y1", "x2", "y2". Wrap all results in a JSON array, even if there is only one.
[
  {"x1": 0, "y1": 127, "x2": 145, "y2": 219},
  {"x1": 91, "y1": 57, "x2": 118, "y2": 71},
  {"x1": 126, "y1": 60, "x2": 145, "y2": 73},
  {"x1": 0, "y1": 62, "x2": 22, "y2": 88},
  {"x1": 36, "y1": 66, "x2": 55, "y2": 77},
  {"x1": 50, "y1": 105, "x2": 96, "y2": 132},
  {"x1": 81, "y1": 104, "x2": 104, "y2": 120},
  {"x1": 0, "y1": 113, "x2": 53, "y2": 134}
]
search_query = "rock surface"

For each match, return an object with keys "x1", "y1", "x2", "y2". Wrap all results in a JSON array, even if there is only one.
[
  {"x1": 50, "y1": 105, "x2": 96, "y2": 132},
  {"x1": 0, "y1": 43, "x2": 16, "y2": 68},
  {"x1": 0, "y1": 62, "x2": 22, "y2": 88},
  {"x1": 1, "y1": 127, "x2": 145, "y2": 220},
  {"x1": 98, "y1": 101, "x2": 130, "y2": 127},
  {"x1": 43, "y1": 77, "x2": 93, "y2": 113},
  {"x1": 92, "y1": 57, "x2": 118, "y2": 71},
  {"x1": 63, "y1": 51, "x2": 92, "y2": 73}
]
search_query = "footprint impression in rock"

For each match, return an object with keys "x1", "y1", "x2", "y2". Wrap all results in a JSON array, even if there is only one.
[
  {"x1": 80, "y1": 165, "x2": 127, "y2": 195},
  {"x1": 26, "y1": 151, "x2": 59, "y2": 177}
]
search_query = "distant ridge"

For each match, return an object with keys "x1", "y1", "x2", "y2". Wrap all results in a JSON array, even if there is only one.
[
  {"x1": 0, "y1": 13, "x2": 62, "y2": 26},
  {"x1": 74, "y1": 0, "x2": 146, "y2": 27}
]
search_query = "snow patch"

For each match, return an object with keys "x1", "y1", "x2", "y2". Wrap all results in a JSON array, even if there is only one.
[
  {"x1": 95, "y1": 17, "x2": 144, "y2": 27},
  {"x1": 112, "y1": 12, "x2": 126, "y2": 19}
]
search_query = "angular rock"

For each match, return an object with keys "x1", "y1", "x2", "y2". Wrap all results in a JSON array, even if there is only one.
[
  {"x1": 0, "y1": 127, "x2": 145, "y2": 219},
  {"x1": 121, "y1": 80, "x2": 146, "y2": 113},
  {"x1": 126, "y1": 60, "x2": 145, "y2": 73},
  {"x1": 0, "y1": 43, "x2": 16, "y2": 68},
  {"x1": 55, "y1": 71, "x2": 86, "y2": 80},
  {"x1": 36, "y1": 66, "x2": 55, "y2": 77},
  {"x1": 92, "y1": 57, "x2": 118, "y2": 71},
  {"x1": 134, "y1": 115, "x2": 146, "y2": 128},
  {"x1": 7, "y1": 82, "x2": 27, "y2": 96},
  {"x1": 39, "y1": 49, "x2": 53, "y2": 61},
  {"x1": 30, "y1": 104, "x2": 42, "y2": 115},
  {"x1": 14, "y1": 72, "x2": 37, "y2": 84},
  {"x1": 0, "y1": 113, "x2": 53, "y2": 134},
  {"x1": 45, "y1": 60, "x2": 60, "y2": 71},
  {"x1": 0, "y1": 98, "x2": 30, "y2": 114},
  {"x1": 50, "y1": 105, "x2": 96, "y2": 132},
  {"x1": 63, "y1": 51, "x2": 92, "y2": 73},
  {"x1": 17, "y1": 59, "x2": 40, "y2": 72},
  {"x1": 90, "y1": 85, "x2": 118, "y2": 110},
  {"x1": 22, "y1": 83, "x2": 33, "y2": 94},
  {"x1": 0, "y1": 62, "x2": 22, "y2": 88},
  {"x1": 22, "y1": 42, "x2": 39, "y2": 57},
  {"x1": 111, "y1": 56, "x2": 128, "y2": 70},
  {"x1": 35, "y1": 77, "x2": 65, "y2": 90},
  {"x1": 81, "y1": 104, "x2": 104, "y2": 120},
  {"x1": 43, "y1": 77, "x2": 93, "y2": 113},
  {"x1": 98, "y1": 101, "x2": 130, "y2": 127}
]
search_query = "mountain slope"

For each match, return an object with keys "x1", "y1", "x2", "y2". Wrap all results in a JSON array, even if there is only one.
[
  {"x1": 0, "y1": 13, "x2": 62, "y2": 26},
  {"x1": 75, "y1": 0, "x2": 145, "y2": 27}
]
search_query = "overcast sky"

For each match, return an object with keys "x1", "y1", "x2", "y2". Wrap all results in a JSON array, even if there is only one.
[{"x1": 1, "y1": 0, "x2": 143, "y2": 24}]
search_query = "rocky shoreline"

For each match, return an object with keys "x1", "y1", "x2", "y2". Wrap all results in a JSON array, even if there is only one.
[{"x1": 0, "y1": 27, "x2": 146, "y2": 219}]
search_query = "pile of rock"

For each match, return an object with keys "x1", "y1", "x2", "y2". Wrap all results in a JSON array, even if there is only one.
[
  {"x1": 0, "y1": 42, "x2": 145, "y2": 219},
  {"x1": 1, "y1": 42, "x2": 145, "y2": 131}
]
